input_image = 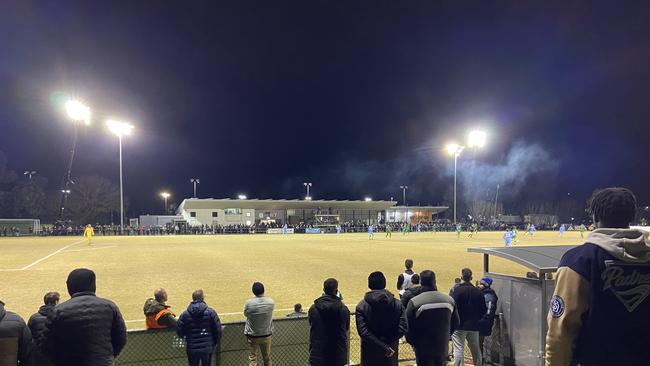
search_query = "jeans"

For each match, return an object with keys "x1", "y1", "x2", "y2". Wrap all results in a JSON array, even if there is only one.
[
  {"x1": 247, "y1": 335, "x2": 272, "y2": 366},
  {"x1": 452, "y1": 330, "x2": 482, "y2": 366},
  {"x1": 187, "y1": 351, "x2": 212, "y2": 366}
]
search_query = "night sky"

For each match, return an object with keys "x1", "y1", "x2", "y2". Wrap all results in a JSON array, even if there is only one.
[{"x1": 1, "y1": 1, "x2": 649, "y2": 215}]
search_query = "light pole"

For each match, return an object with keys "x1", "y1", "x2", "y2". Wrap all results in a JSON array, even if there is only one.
[
  {"x1": 304, "y1": 182, "x2": 312, "y2": 200},
  {"x1": 190, "y1": 178, "x2": 200, "y2": 198},
  {"x1": 400, "y1": 185, "x2": 408, "y2": 222},
  {"x1": 161, "y1": 192, "x2": 171, "y2": 214},
  {"x1": 59, "y1": 99, "x2": 91, "y2": 220},
  {"x1": 107, "y1": 119, "x2": 134, "y2": 234},
  {"x1": 445, "y1": 129, "x2": 487, "y2": 225},
  {"x1": 24, "y1": 171, "x2": 37, "y2": 180}
]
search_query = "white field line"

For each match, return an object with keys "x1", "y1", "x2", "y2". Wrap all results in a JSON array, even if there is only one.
[
  {"x1": 63, "y1": 245, "x2": 117, "y2": 253},
  {"x1": 20, "y1": 240, "x2": 85, "y2": 270}
]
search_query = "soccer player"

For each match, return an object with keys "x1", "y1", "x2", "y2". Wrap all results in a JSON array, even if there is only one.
[
  {"x1": 386, "y1": 224, "x2": 392, "y2": 238},
  {"x1": 559, "y1": 224, "x2": 566, "y2": 236},
  {"x1": 455, "y1": 224, "x2": 462, "y2": 240},
  {"x1": 503, "y1": 228, "x2": 513, "y2": 247},
  {"x1": 578, "y1": 224, "x2": 586, "y2": 238},
  {"x1": 83, "y1": 224, "x2": 94, "y2": 245},
  {"x1": 368, "y1": 224, "x2": 374, "y2": 240},
  {"x1": 526, "y1": 223, "x2": 536, "y2": 236},
  {"x1": 336, "y1": 225, "x2": 342, "y2": 234},
  {"x1": 282, "y1": 223, "x2": 288, "y2": 234},
  {"x1": 468, "y1": 223, "x2": 478, "y2": 238},
  {"x1": 512, "y1": 227, "x2": 519, "y2": 243}
]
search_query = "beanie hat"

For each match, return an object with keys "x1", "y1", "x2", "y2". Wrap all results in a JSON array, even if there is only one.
[
  {"x1": 67, "y1": 268, "x2": 96, "y2": 296},
  {"x1": 480, "y1": 277, "x2": 493, "y2": 287},
  {"x1": 368, "y1": 271, "x2": 386, "y2": 290}
]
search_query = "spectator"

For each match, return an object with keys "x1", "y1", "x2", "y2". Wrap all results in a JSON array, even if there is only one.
[
  {"x1": 28, "y1": 292, "x2": 59, "y2": 366},
  {"x1": 43, "y1": 268, "x2": 127, "y2": 366},
  {"x1": 396, "y1": 259, "x2": 415, "y2": 298},
  {"x1": 449, "y1": 278, "x2": 461, "y2": 296},
  {"x1": 286, "y1": 304, "x2": 307, "y2": 318},
  {"x1": 143, "y1": 288, "x2": 177, "y2": 329},
  {"x1": 308, "y1": 278, "x2": 350, "y2": 366},
  {"x1": 406, "y1": 270, "x2": 460, "y2": 366},
  {"x1": 400, "y1": 273, "x2": 423, "y2": 309},
  {"x1": 0, "y1": 299, "x2": 32, "y2": 365},
  {"x1": 546, "y1": 187, "x2": 650, "y2": 365},
  {"x1": 356, "y1": 271, "x2": 407, "y2": 366},
  {"x1": 477, "y1": 277, "x2": 498, "y2": 353},
  {"x1": 176, "y1": 289, "x2": 222, "y2": 366},
  {"x1": 451, "y1": 268, "x2": 486, "y2": 366},
  {"x1": 244, "y1": 282, "x2": 275, "y2": 366}
]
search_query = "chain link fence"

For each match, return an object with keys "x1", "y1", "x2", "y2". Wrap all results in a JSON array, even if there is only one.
[{"x1": 115, "y1": 313, "x2": 486, "y2": 366}]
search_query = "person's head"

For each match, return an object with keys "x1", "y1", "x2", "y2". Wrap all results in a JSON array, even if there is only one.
[
  {"x1": 66, "y1": 268, "x2": 96, "y2": 296},
  {"x1": 368, "y1": 271, "x2": 386, "y2": 290},
  {"x1": 461, "y1": 268, "x2": 473, "y2": 283},
  {"x1": 405, "y1": 259, "x2": 413, "y2": 269},
  {"x1": 411, "y1": 273, "x2": 420, "y2": 285},
  {"x1": 419, "y1": 270, "x2": 436, "y2": 288},
  {"x1": 454, "y1": 278, "x2": 461, "y2": 284},
  {"x1": 252, "y1": 282, "x2": 265, "y2": 296},
  {"x1": 154, "y1": 288, "x2": 168, "y2": 303},
  {"x1": 43, "y1": 292, "x2": 60, "y2": 306},
  {"x1": 478, "y1": 277, "x2": 493, "y2": 290},
  {"x1": 294, "y1": 303, "x2": 302, "y2": 313},
  {"x1": 323, "y1": 278, "x2": 339, "y2": 296},
  {"x1": 589, "y1": 187, "x2": 637, "y2": 228},
  {"x1": 192, "y1": 289, "x2": 204, "y2": 302}
]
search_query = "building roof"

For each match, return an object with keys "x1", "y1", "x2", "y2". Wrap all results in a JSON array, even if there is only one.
[
  {"x1": 388, "y1": 206, "x2": 449, "y2": 213},
  {"x1": 178, "y1": 198, "x2": 398, "y2": 211},
  {"x1": 468, "y1": 245, "x2": 577, "y2": 274}
]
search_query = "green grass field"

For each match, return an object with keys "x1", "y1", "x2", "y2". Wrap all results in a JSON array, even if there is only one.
[{"x1": 0, "y1": 231, "x2": 584, "y2": 329}]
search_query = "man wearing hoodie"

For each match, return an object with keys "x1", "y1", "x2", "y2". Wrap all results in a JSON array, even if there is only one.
[
  {"x1": 143, "y1": 288, "x2": 177, "y2": 329},
  {"x1": 176, "y1": 289, "x2": 222, "y2": 366},
  {"x1": 546, "y1": 187, "x2": 650, "y2": 366},
  {"x1": 477, "y1": 277, "x2": 498, "y2": 356},
  {"x1": 308, "y1": 278, "x2": 350, "y2": 366},
  {"x1": 406, "y1": 270, "x2": 460, "y2": 366},
  {"x1": 0, "y1": 299, "x2": 32, "y2": 366},
  {"x1": 28, "y1": 292, "x2": 59, "y2": 366},
  {"x1": 356, "y1": 271, "x2": 407, "y2": 366},
  {"x1": 42, "y1": 268, "x2": 127, "y2": 366}
]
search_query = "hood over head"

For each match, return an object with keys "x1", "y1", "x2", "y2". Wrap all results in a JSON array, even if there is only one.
[
  {"x1": 587, "y1": 228, "x2": 650, "y2": 263},
  {"x1": 143, "y1": 298, "x2": 167, "y2": 316},
  {"x1": 66, "y1": 268, "x2": 96, "y2": 295}
]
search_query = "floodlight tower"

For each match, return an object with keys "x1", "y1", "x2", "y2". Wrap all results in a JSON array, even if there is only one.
[
  {"x1": 400, "y1": 185, "x2": 408, "y2": 223},
  {"x1": 24, "y1": 171, "x2": 37, "y2": 180},
  {"x1": 445, "y1": 129, "x2": 487, "y2": 224},
  {"x1": 59, "y1": 99, "x2": 91, "y2": 219},
  {"x1": 190, "y1": 178, "x2": 200, "y2": 198},
  {"x1": 304, "y1": 182, "x2": 312, "y2": 200},
  {"x1": 160, "y1": 192, "x2": 171, "y2": 214},
  {"x1": 107, "y1": 119, "x2": 134, "y2": 234}
]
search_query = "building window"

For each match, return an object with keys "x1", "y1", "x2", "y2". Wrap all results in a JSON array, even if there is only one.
[
  {"x1": 246, "y1": 212, "x2": 251, "y2": 217},
  {"x1": 225, "y1": 208, "x2": 242, "y2": 215},
  {"x1": 212, "y1": 212, "x2": 218, "y2": 217},
  {"x1": 190, "y1": 212, "x2": 196, "y2": 218}
]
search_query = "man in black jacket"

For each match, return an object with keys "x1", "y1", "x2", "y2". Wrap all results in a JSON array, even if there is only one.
[
  {"x1": 308, "y1": 278, "x2": 350, "y2": 366},
  {"x1": 477, "y1": 277, "x2": 498, "y2": 349},
  {"x1": 451, "y1": 268, "x2": 486, "y2": 366},
  {"x1": 0, "y1": 299, "x2": 32, "y2": 365},
  {"x1": 28, "y1": 292, "x2": 59, "y2": 366},
  {"x1": 176, "y1": 289, "x2": 222, "y2": 366},
  {"x1": 43, "y1": 268, "x2": 127, "y2": 366},
  {"x1": 406, "y1": 270, "x2": 459, "y2": 366},
  {"x1": 356, "y1": 271, "x2": 407, "y2": 366}
]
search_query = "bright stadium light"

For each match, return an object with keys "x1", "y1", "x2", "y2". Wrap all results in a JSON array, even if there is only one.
[
  {"x1": 238, "y1": 194, "x2": 247, "y2": 200},
  {"x1": 305, "y1": 196, "x2": 312, "y2": 201},
  {"x1": 467, "y1": 130, "x2": 487, "y2": 148},
  {"x1": 446, "y1": 143, "x2": 461, "y2": 156},
  {"x1": 65, "y1": 99, "x2": 91, "y2": 125},
  {"x1": 365, "y1": 197, "x2": 372, "y2": 202},
  {"x1": 106, "y1": 119, "x2": 134, "y2": 137},
  {"x1": 160, "y1": 192, "x2": 171, "y2": 214},
  {"x1": 106, "y1": 119, "x2": 134, "y2": 235}
]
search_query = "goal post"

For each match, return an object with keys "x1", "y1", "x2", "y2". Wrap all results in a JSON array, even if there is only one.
[{"x1": 0, "y1": 219, "x2": 41, "y2": 236}]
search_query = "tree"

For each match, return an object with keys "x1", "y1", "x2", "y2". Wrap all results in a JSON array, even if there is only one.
[
  {"x1": 66, "y1": 175, "x2": 123, "y2": 224},
  {"x1": 9, "y1": 176, "x2": 48, "y2": 218}
]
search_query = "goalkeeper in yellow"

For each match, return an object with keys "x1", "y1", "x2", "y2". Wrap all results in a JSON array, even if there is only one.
[{"x1": 83, "y1": 224, "x2": 94, "y2": 245}]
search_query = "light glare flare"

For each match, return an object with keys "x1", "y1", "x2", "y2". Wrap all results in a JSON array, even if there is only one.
[
  {"x1": 65, "y1": 100, "x2": 91, "y2": 125},
  {"x1": 107, "y1": 119, "x2": 134, "y2": 137},
  {"x1": 446, "y1": 143, "x2": 460, "y2": 156},
  {"x1": 467, "y1": 130, "x2": 487, "y2": 148}
]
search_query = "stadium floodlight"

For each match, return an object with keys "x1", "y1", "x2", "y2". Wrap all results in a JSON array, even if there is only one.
[
  {"x1": 445, "y1": 143, "x2": 461, "y2": 156},
  {"x1": 106, "y1": 119, "x2": 134, "y2": 235},
  {"x1": 305, "y1": 196, "x2": 312, "y2": 201},
  {"x1": 190, "y1": 178, "x2": 200, "y2": 198},
  {"x1": 160, "y1": 192, "x2": 171, "y2": 214},
  {"x1": 65, "y1": 99, "x2": 91, "y2": 125},
  {"x1": 303, "y1": 182, "x2": 312, "y2": 200},
  {"x1": 467, "y1": 130, "x2": 487, "y2": 148},
  {"x1": 24, "y1": 171, "x2": 37, "y2": 180},
  {"x1": 365, "y1": 197, "x2": 372, "y2": 202},
  {"x1": 238, "y1": 194, "x2": 247, "y2": 200}
]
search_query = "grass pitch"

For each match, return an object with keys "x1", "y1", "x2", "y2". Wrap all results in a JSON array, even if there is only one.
[{"x1": 0, "y1": 231, "x2": 584, "y2": 329}]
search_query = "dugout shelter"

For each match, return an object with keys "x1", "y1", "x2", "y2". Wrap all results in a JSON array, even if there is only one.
[{"x1": 467, "y1": 245, "x2": 576, "y2": 366}]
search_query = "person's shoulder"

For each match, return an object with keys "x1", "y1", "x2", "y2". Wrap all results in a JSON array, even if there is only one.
[
  {"x1": 2, "y1": 310, "x2": 27, "y2": 326},
  {"x1": 559, "y1": 243, "x2": 601, "y2": 268}
]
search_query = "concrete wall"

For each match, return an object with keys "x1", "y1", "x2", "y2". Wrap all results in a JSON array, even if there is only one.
[{"x1": 185, "y1": 208, "x2": 256, "y2": 226}]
